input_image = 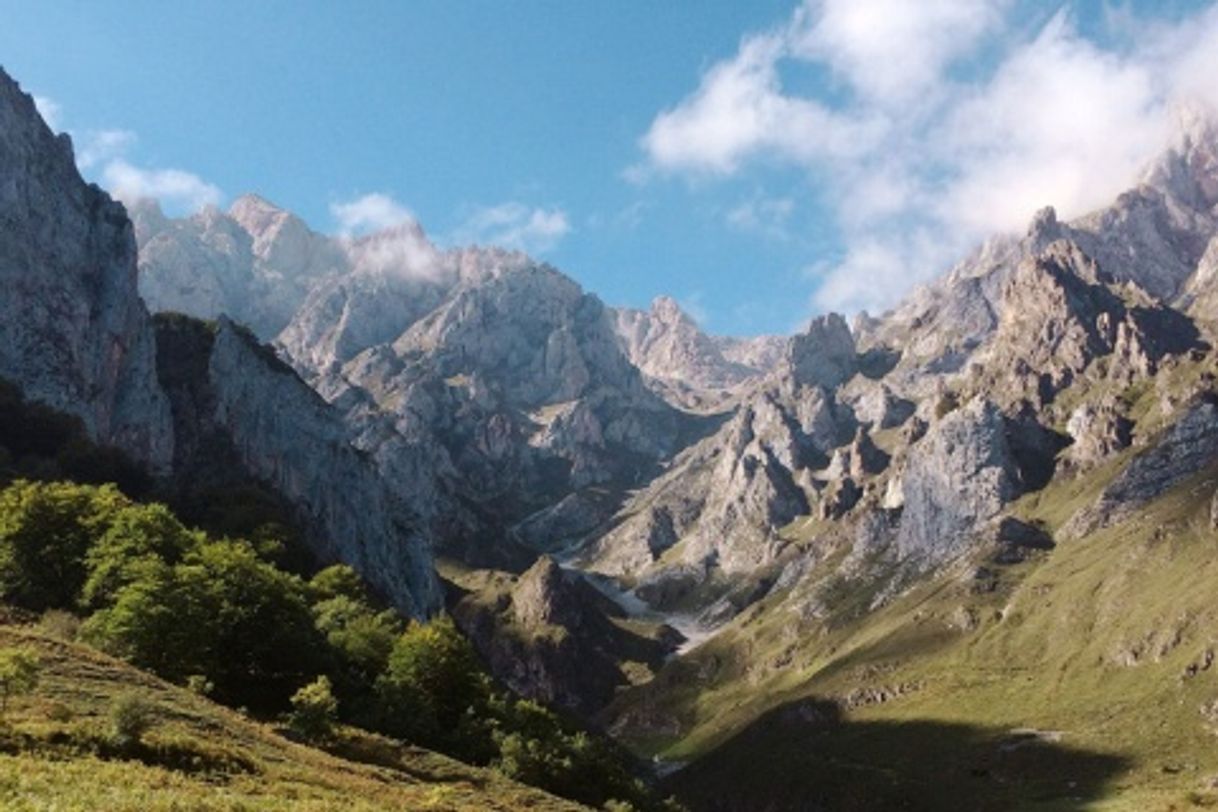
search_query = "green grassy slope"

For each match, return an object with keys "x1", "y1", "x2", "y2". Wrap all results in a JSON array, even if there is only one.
[
  {"x1": 610, "y1": 425, "x2": 1218, "y2": 810},
  {"x1": 0, "y1": 622, "x2": 587, "y2": 811}
]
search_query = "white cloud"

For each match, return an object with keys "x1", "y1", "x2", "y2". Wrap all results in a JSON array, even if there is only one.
[
  {"x1": 638, "y1": 0, "x2": 1218, "y2": 317},
  {"x1": 32, "y1": 95, "x2": 62, "y2": 132},
  {"x1": 452, "y1": 202, "x2": 571, "y2": 254},
  {"x1": 36, "y1": 99, "x2": 221, "y2": 214},
  {"x1": 331, "y1": 192, "x2": 418, "y2": 235},
  {"x1": 789, "y1": 0, "x2": 1008, "y2": 105},
  {"x1": 102, "y1": 160, "x2": 223, "y2": 213},
  {"x1": 76, "y1": 129, "x2": 138, "y2": 170},
  {"x1": 642, "y1": 32, "x2": 879, "y2": 175}
]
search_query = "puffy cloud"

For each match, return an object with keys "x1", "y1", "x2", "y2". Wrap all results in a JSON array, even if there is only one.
[
  {"x1": 789, "y1": 0, "x2": 1008, "y2": 105},
  {"x1": 642, "y1": 33, "x2": 878, "y2": 174},
  {"x1": 102, "y1": 159, "x2": 223, "y2": 213},
  {"x1": 638, "y1": 0, "x2": 1218, "y2": 317},
  {"x1": 331, "y1": 192, "x2": 418, "y2": 235},
  {"x1": 452, "y1": 202, "x2": 571, "y2": 254}
]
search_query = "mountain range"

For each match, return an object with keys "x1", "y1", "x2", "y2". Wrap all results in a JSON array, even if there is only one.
[{"x1": 6, "y1": 62, "x2": 1218, "y2": 809}]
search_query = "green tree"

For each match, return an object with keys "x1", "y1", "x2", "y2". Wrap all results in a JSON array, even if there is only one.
[
  {"x1": 309, "y1": 564, "x2": 370, "y2": 603},
  {"x1": 314, "y1": 595, "x2": 401, "y2": 683},
  {"x1": 375, "y1": 615, "x2": 491, "y2": 755},
  {"x1": 81, "y1": 502, "x2": 200, "y2": 610},
  {"x1": 0, "y1": 480, "x2": 128, "y2": 609},
  {"x1": 289, "y1": 675, "x2": 339, "y2": 741},
  {"x1": 0, "y1": 646, "x2": 40, "y2": 715},
  {"x1": 85, "y1": 539, "x2": 325, "y2": 710}
]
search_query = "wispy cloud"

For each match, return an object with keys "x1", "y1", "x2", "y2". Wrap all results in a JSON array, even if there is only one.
[
  {"x1": 637, "y1": 0, "x2": 1218, "y2": 316},
  {"x1": 102, "y1": 159, "x2": 223, "y2": 212},
  {"x1": 60, "y1": 119, "x2": 223, "y2": 214},
  {"x1": 726, "y1": 195, "x2": 795, "y2": 240},
  {"x1": 331, "y1": 192, "x2": 418, "y2": 235},
  {"x1": 451, "y1": 202, "x2": 571, "y2": 254},
  {"x1": 76, "y1": 129, "x2": 137, "y2": 170},
  {"x1": 32, "y1": 95, "x2": 62, "y2": 132}
]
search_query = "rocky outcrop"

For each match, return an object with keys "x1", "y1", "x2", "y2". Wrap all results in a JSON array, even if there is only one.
[
  {"x1": 583, "y1": 316, "x2": 860, "y2": 593},
  {"x1": 452, "y1": 557, "x2": 677, "y2": 716},
  {"x1": 780, "y1": 313, "x2": 857, "y2": 390},
  {"x1": 1066, "y1": 397, "x2": 1134, "y2": 467},
  {"x1": 612, "y1": 296, "x2": 779, "y2": 411},
  {"x1": 895, "y1": 399, "x2": 1020, "y2": 564},
  {"x1": 155, "y1": 314, "x2": 441, "y2": 617},
  {"x1": 970, "y1": 240, "x2": 1202, "y2": 407},
  {"x1": 0, "y1": 69, "x2": 172, "y2": 470},
  {"x1": 1066, "y1": 393, "x2": 1218, "y2": 537}
]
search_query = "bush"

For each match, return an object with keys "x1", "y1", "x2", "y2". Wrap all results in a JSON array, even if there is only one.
[
  {"x1": 109, "y1": 692, "x2": 155, "y2": 747},
  {"x1": 0, "y1": 646, "x2": 40, "y2": 714},
  {"x1": 289, "y1": 675, "x2": 338, "y2": 741},
  {"x1": 185, "y1": 674, "x2": 214, "y2": 697},
  {"x1": 38, "y1": 609, "x2": 81, "y2": 641}
]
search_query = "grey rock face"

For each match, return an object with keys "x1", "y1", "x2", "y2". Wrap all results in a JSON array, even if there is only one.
[
  {"x1": 200, "y1": 318, "x2": 441, "y2": 616},
  {"x1": 1066, "y1": 395, "x2": 1218, "y2": 537},
  {"x1": 895, "y1": 399, "x2": 1019, "y2": 564},
  {"x1": 781, "y1": 313, "x2": 857, "y2": 390},
  {"x1": 281, "y1": 249, "x2": 695, "y2": 563},
  {"x1": 585, "y1": 317, "x2": 860, "y2": 585},
  {"x1": 0, "y1": 69, "x2": 172, "y2": 470},
  {"x1": 611, "y1": 296, "x2": 781, "y2": 411}
]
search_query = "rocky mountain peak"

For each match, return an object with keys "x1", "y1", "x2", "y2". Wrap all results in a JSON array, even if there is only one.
[
  {"x1": 1143, "y1": 101, "x2": 1218, "y2": 211},
  {"x1": 782, "y1": 312, "x2": 856, "y2": 389},
  {"x1": 649, "y1": 295, "x2": 695, "y2": 326}
]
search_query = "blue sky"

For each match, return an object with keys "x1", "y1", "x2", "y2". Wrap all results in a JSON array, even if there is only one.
[{"x1": 2, "y1": 1, "x2": 1216, "y2": 336}]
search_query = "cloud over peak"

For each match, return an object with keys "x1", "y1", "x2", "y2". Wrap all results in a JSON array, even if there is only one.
[
  {"x1": 331, "y1": 192, "x2": 419, "y2": 236},
  {"x1": 638, "y1": 0, "x2": 1218, "y2": 316},
  {"x1": 450, "y1": 202, "x2": 571, "y2": 255}
]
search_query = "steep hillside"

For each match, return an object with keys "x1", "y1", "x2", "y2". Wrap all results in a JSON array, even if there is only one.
[{"x1": 0, "y1": 621, "x2": 586, "y2": 811}]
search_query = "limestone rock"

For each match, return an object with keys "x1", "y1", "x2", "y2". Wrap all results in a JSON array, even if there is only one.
[
  {"x1": 157, "y1": 315, "x2": 441, "y2": 616},
  {"x1": 1066, "y1": 397, "x2": 1134, "y2": 466},
  {"x1": 0, "y1": 69, "x2": 172, "y2": 470},
  {"x1": 1066, "y1": 394, "x2": 1218, "y2": 537},
  {"x1": 895, "y1": 399, "x2": 1020, "y2": 564},
  {"x1": 611, "y1": 296, "x2": 779, "y2": 410}
]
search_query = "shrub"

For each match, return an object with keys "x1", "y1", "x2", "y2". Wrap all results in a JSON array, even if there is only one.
[
  {"x1": 185, "y1": 674, "x2": 214, "y2": 697},
  {"x1": 109, "y1": 692, "x2": 155, "y2": 747},
  {"x1": 38, "y1": 609, "x2": 81, "y2": 641},
  {"x1": 0, "y1": 646, "x2": 40, "y2": 714},
  {"x1": 289, "y1": 675, "x2": 338, "y2": 741}
]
